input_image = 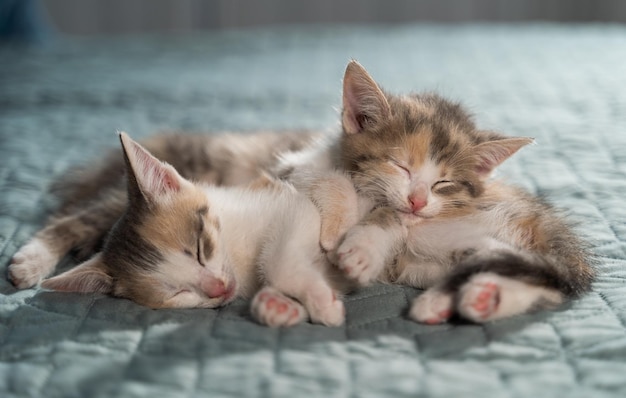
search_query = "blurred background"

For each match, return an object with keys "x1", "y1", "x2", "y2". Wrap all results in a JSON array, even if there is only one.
[{"x1": 2, "y1": 0, "x2": 626, "y2": 41}]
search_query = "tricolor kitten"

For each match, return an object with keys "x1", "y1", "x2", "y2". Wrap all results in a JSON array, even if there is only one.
[
  {"x1": 8, "y1": 60, "x2": 593, "y2": 326},
  {"x1": 8, "y1": 130, "x2": 314, "y2": 289},
  {"x1": 283, "y1": 61, "x2": 594, "y2": 323},
  {"x1": 12, "y1": 132, "x2": 345, "y2": 327}
]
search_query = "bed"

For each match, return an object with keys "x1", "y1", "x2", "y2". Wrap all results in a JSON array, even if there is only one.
[{"x1": 1, "y1": 24, "x2": 625, "y2": 397}]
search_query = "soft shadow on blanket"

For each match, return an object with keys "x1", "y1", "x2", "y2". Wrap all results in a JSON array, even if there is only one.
[{"x1": 0, "y1": 258, "x2": 564, "y2": 362}]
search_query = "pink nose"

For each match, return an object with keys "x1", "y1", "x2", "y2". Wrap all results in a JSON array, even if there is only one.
[
  {"x1": 408, "y1": 194, "x2": 427, "y2": 213},
  {"x1": 202, "y1": 278, "x2": 228, "y2": 298}
]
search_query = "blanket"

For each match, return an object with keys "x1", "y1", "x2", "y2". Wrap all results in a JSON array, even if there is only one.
[{"x1": 1, "y1": 24, "x2": 625, "y2": 397}]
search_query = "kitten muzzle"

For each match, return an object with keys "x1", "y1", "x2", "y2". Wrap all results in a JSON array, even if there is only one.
[{"x1": 201, "y1": 277, "x2": 235, "y2": 300}]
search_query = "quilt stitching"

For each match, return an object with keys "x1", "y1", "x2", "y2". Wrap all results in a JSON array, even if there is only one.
[{"x1": 1, "y1": 24, "x2": 626, "y2": 396}]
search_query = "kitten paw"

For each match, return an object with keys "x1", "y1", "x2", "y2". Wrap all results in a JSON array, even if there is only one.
[
  {"x1": 409, "y1": 289, "x2": 453, "y2": 324},
  {"x1": 8, "y1": 239, "x2": 57, "y2": 289},
  {"x1": 320, "y1": 220, "x2": 344, "y2": 253},
  {"x1": 334, "y1": 227, "x2": 386, "y2": 285},
  {"x1": 306, "y1": 290, "x2": 345, "y2": 327},
  {"x1": 251, "y1": 287, "x2": 307, "y2": 328},
  {"x1": 457, "y1": 277, "x2": 501, "y2": 323}
]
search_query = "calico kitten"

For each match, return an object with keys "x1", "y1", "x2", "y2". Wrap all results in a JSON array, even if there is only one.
[
  {"x1": 9, "y1": 60, "x2": 593, "y2": 326},
  {"x1": 14, "y1": 133, "x2": 345, "y2": 327},
  {"x1": 8, "y1": 130, "x2": 316, "y2": 290},
  {"x1": 307, "y1": 61, "x2": 595, "y2": 323}
]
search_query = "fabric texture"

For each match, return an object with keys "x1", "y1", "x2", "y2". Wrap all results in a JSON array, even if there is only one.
[{"x1": 1, "y1": 24, "x2": 625, "y2": 397}]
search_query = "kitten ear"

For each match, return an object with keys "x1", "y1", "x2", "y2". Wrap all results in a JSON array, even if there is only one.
[
  {"x1": 41, "y1": 254, "x2": 113, "y2": 294},
  {"x1": 342, "y1": 60, "x2": 391, "y2": 135},
  {"x1": 473, "y1": 137, "x2": 534, "y2": 177},
  {"x1": 119, "y1": 131, "x2": 184, "y2": 204}
]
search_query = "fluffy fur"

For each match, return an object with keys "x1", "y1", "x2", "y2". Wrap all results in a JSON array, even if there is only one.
[
  {"x1": 11, "y1": 133, "x2": 345, "y2": 327},
  {"x1": 8, "y1": 61, "x2": 594, "y2": 326},
  {"x1": 278, "y1": 61, "x2": 594, "y2": 323}
]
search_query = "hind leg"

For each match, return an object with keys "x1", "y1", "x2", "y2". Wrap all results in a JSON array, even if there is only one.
[
  {"x1": 263, "y1": 254, "x2": 345, "y2": 327},
  {"x1": 456, "y1": 272, "x2": 563, "y2": 322},
  {"x1": 409, "y1": 288, "x2": 454, "y2": 325},
  {"x1": 296, "y1": 273, "x2": 345, "y2": 327},
  {"x1": 8, "y1": 195, "x2": 125, "y2": 288},
  {"x1": 410, "y1": 270, "x2": 565, "y2": 325},
  {"x1": 260, "y1": 232, "x2": 345, "y2": 326}
]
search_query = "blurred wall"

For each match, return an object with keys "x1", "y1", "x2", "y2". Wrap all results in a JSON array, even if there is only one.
[{"x1": 43, "y1": 0, "x2": 626, "y2": 35}]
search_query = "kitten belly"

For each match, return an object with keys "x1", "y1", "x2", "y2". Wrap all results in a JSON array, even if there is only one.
[{"x1": 405, "y1": 219, "x2": 495, "y2": 260}]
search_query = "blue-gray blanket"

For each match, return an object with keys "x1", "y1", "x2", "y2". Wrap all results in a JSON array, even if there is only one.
[{"x1": 1, "y1": 24, "x2": 625, "y2": 398}]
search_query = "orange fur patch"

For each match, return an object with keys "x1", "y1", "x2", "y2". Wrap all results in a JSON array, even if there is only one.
[
  {"x1": 405, "y1": 131, "x2": 431, "y2": 169},
  {"x1": 137, "y1": 185, "x2": 212, "y2": 252}
]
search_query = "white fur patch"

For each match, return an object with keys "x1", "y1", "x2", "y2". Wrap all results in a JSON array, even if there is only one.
[
  {"x1": 251, "y1": 286, "x2": 308, "y2": 327},
  {"x1": 158, "y1": 250, "x2": 235, "y2": 309},
  {"x1": 457, "y1": 272, "x2": 563, "y2": 323},
  {"x1": 335, "y1": 224, "x2": 391, "y2": 285},
  {"x1": 395, "y1": 260, "x2": 449, "y2": 289},
  {"x1": 409, "y1": 288, "x2": 453, "y2": 324},
  {"x1": 9, "y1": 239, "x2": 58, "y2": 289}
]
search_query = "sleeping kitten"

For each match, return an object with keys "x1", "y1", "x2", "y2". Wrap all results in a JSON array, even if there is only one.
[
  {"x1": 8, "y1": 130, "x2": 316, "y2": 289},
  {"x1": 9, "y1": 60, "x2": 594, "y2": 326},
  {"x1": 15, "y1": 132, "x2": 345, "y2": 327},
  {"x1": 284, "y1": 61, "x2": 595, "y2": 324}
]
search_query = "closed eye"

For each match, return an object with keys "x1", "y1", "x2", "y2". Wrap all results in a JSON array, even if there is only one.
[
  {"x1": 432, "y1": 180, "x2": 462, "y2": 195},
  {"x1": 390, "y1": 161, "x2": 411, "y2": 178},
  {"x1": 182, "y1": 237, "x2": 204, "y2": 267},
  {"x1": 173, "y1": 289, "x2": 191, "y2": 298},
  {"x1": 432, "y1": 180, "x2": 453, "y2": 188},
  {"x1": 196, "y1": 235, "x2": 205, "y2": 267}
]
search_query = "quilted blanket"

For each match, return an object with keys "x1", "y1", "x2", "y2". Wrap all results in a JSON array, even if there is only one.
[{"x1": 1, "y1": 24, "x2": 625, "y2": 397}]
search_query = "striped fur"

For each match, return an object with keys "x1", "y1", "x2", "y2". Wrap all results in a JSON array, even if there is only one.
[{"x1": 330, "y1": 61, "x2": 594, "y2": 323}]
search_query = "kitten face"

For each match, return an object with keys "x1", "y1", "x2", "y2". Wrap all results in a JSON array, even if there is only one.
[
  {"x1": 340, "y1": 61, "x2": 532, "y2": 222},
  {"x1": 107, "y1": 188, "x2": 237, "y2": 309},
  {"x1": 42, "y1": 133, "x2": 238, "y2": 309},
  {"x1": 343, "y1": 99, "x2": 483, "y2": 222}
]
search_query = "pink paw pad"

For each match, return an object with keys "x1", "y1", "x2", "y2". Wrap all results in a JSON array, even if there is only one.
[
  {"x1": 470, "y1": 282, "x2": 500, "y2": 319},
  {"x1": 251, "y1": 287, "x2": 307, "y2": 327}
]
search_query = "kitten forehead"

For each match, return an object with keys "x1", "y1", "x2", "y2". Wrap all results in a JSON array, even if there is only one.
[
  {"x1": 419, "y1": 158, "x2": 442, "y2": 181},
  {"x1": 404, "y1": 132, "x2": 431, "y2": 168},
  {"x1": 138, "y1": 185, "x2": 214, "y2": 251}
]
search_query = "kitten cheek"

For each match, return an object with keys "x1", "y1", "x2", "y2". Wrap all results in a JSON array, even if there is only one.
[{"x1": 164, "y1": 290, "x2": 203, "y2": 308}]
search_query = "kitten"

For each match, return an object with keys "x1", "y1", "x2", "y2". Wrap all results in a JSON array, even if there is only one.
[
  {"x1": 8, "y1": 130, "x2": 316, "y2": 289},
  {"x1": 14, "y1": 132, "x2": 345, "y2": 327},
  {"x1": 9, "y1": 60, "x2": 594, "y2": 325},
  {"x1": 290, "y1": 61, "x2": 595, "y2": 324}
]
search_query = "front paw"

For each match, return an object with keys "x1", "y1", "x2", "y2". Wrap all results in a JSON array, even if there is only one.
[
  {"x1": 8, "y1": 239, "x2": 57, "y2": 289},
  {"x1": 320, "y1": 218, "x2": 346, "y2": 252},
  {"x1": 251, "y1": 286, "x2": 307, "y2": 327},
  {"x1": 306, "y1": 290, "x2": 345, "y2": 327},
  {"x1": 334, "y1": 226, "x2": 386, "y2": 285},
  {"x1": 409, "y1": 288, "x2": 454, "y2": 324}
]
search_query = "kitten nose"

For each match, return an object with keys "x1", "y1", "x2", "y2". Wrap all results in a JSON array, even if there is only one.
[
  {"x1": 203, "y1": 278, "x2": 228, "y2": 298},
  {"x1": 408, "y1": 194, "x2": 427, "y2": 213}
]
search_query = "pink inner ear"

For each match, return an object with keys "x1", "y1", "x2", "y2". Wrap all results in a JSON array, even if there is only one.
[
  {"x1": 342, "y1": 63, "x2": 390, "y2": 135},
  {"x1": 342, "y1": 80, "x2": 364, "y2": 135},
  {"x1": 132, "y1": 143, "x2": 180, "y2": 195},
  {"x1": 475, "y1": 154, "x2": 501, "y2": 175},
  {"x1": 474, "y1": 138, "x2": 532, "y2": 176}
]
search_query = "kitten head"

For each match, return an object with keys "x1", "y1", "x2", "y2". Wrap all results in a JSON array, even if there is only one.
[
  {"x1": 340, "y1": 60, "x2": 533, "y2": 221},
  {"x1": 42, "y1": 133, "x2": 237, "y2": 309}
]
